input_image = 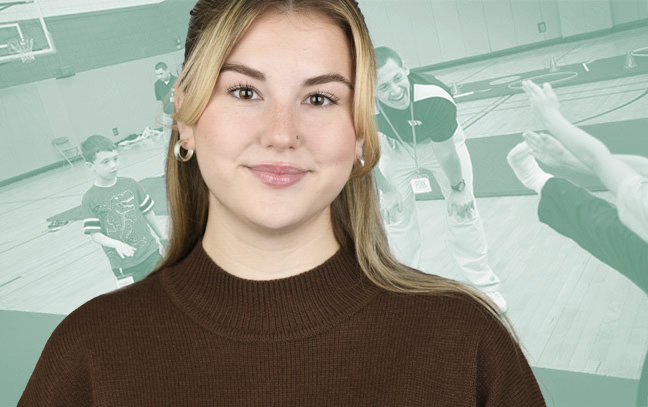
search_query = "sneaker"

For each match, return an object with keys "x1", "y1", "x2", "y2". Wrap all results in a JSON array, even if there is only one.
[
  {"x1": 506, "y1": 141, "x2": 552, "y2": 193},
  {"x1": 483, "y1": 290, "x2": 508, "y2": 314},
  {"x1": 47, "y1": 220, "x2": 70, "y2": 232}
]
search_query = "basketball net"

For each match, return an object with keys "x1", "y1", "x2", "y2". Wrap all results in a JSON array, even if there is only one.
[{"x1": 8, "y1": 37, "x2": 35, "y2": 63}]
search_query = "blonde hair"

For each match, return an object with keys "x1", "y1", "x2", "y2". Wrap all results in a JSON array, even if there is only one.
[{"x1": 155, "y1": 0, "x2": 515, "y2": 336}]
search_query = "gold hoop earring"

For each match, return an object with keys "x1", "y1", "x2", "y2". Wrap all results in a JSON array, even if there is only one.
[{"x1": 174, "y1": 140, "x2": 194, "y2": 162}]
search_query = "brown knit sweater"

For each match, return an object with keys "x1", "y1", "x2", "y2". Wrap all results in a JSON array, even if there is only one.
[{"x1": 20, "y1": 244, "x2": 545, "y2": 406}]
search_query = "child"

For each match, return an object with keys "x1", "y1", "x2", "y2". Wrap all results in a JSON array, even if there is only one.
[
  {"x1": 506, "y1": 80, "x2": 648, "y2": 289},
  {"x1": 508, "y1": 79, "x2": 647, "y2": 407},
  {"x1": 80, "y1": 135, "x2": 166, "y2": 287}
]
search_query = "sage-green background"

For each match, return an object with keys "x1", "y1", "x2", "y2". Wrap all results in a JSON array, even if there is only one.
[{"x1": 1, "y1": 0, "x2": 646, "y2": 405}]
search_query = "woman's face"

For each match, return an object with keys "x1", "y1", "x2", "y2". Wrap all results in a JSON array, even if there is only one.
[{"x1": 180, "y1": 11, "x2": 362, "y2": 234}]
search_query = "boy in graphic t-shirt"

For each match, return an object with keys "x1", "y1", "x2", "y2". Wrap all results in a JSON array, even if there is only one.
[{"x1": 80, "y1": 135, "x2": 167, "y2": 287}]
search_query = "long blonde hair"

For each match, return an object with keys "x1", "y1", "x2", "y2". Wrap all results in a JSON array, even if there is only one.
[{"x1": 155, "y1": 0, "x2": 513, "y2": 334}]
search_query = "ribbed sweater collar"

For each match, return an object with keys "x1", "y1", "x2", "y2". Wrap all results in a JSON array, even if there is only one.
[{"x1": 160, "y1": 243, "x2": 380, "y2": 342}]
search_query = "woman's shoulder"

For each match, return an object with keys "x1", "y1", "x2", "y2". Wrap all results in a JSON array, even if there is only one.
[
  {"x1": 374, "y1": 285, "x2": 495, "y2": 316},
  {"x1": 368, "y1": 290, "x2": 512, "y2": 345},
  {"x1": 19, "y1": 274, "x2": 174, "y2": 404},
  {"x1": 368, "y1": 288, "x2": 544, "y2": 405}
]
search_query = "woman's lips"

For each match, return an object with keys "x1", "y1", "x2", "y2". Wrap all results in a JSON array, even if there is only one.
[{"x1": 248, "y1": 164, "x2": 308, "y2": 187}]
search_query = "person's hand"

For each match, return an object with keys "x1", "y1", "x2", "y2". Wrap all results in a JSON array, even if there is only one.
[
  {"x1": 113, "y1": 241, "x2": 136, "y2": 258},
  {"x1": 522, "y1": 130, "x2": 588, "y2": 173},
  {"x1": 521, "y1": 80, "x2": 560, "y2": 121},
  {"x1": 380, "y1": 186, "x2": 404, "y2": 225},
  {"x1": 447, "y1": 189, "x2": 475, "y2": 220}
]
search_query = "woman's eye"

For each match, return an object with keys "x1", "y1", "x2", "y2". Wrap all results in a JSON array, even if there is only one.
[
  {"x1": 228, "y1": 85, "x2": 260, "y2": 100},
  {"x1": 309, "y1": 94, "x2": 327, "y2": 106},
  {"x1": 306, "y1": 92, "x2": 337, "y2": 107},
  {"x1": 234, "y1": 88, "x2": 256, "y2": 99}
]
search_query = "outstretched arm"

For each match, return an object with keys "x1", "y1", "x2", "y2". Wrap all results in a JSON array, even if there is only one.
[
  {"x1": 616, "y1": 154, "x2": 648, "y2": 178},
  {"x1": 522, "y1": 131, "x2": 648, "y2": 178},
  {"x1": 522, "y1": 80, "x2": 639, "y2": 195}
]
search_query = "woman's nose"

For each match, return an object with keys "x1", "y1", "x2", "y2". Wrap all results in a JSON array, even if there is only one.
[{"x1": 262, "y1": 104, "x2": 300, "y2": 151}]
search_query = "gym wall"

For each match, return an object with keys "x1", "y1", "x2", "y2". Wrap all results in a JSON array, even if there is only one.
[
  {"x1": 0, "y1": 0, "x2": 646, "y2": 184},
  {"x1": 360, "y1": 0, "x2": 647, "y2": 68},
  {"x1": 0, "y1": 52, "x2": 183, "y2": 181}
]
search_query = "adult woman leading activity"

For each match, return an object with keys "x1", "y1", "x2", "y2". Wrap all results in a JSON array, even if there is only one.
[{"x1": 20, "y1": 1, "x2": 545, "y2": 405}]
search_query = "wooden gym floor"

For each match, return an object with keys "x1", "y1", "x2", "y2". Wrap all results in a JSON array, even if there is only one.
[{"x1": 1, "y1": 26, "x2": 646, "y2": 382}]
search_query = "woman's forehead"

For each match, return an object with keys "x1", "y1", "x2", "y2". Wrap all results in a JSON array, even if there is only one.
[{"x1": 223, "y1": 10, "x2": 353, "y2": 74}]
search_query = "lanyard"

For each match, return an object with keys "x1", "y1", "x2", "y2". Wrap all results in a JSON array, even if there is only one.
[{"x1": 377, "y1": 99, "x2": 421, "y2": 173}]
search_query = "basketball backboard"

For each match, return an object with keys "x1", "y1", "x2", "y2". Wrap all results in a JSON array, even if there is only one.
[{"x1": 0, "y1": 0, "x2": 54, "y2": 63}]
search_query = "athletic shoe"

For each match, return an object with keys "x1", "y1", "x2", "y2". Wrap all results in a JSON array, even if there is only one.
[
  {"x1": 47, "y1": 220, "x2": 70, "y2": 232},
  {"x1": 507, "y1": 141, "x2": 552, "y2": 194},
  {"x1": 483, "y1": 290, "x2": 508, "y2": 314}
]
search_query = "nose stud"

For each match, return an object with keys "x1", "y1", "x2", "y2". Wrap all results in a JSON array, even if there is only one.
[{"x1": 296, "y1": 135, "x2": 301, "y2": 140}]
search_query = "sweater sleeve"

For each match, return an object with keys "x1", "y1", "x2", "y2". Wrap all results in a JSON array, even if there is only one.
[
  {"x1": 475, "y1": 316, "x2": 546, "y2": 406},
  {"x1": 19, "y1": 312, "x2": 93, "y2": 406}
]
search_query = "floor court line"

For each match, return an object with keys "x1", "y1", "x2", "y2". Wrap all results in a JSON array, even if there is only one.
[
  {"x1": 0, "y1": 194, "x2": 86, "y2": 205},
  {"x1": 463, "y1": 83, "x2": 648, "y2": 113},
  {"x1": 0, "y1": 276, "x2": 22, "y2": 289},
  {"x1": 0, "y1": 232, "x2": 53, "y2": 256},
  {"x1": 456, "y1": 75, "x2": 648, "y2": 130},
  {"x1": 461, "y1": 95, "x2": 511, "y2": 127},
  {"x1": 574, "y1": 88, "x2": 648, "y2": 124},
  {"x1": 463, "y1": 94, "x2": 514, "y2": 130},
  {"x1": 473, "y1": 88, "x2": 648, "y2": 114}
]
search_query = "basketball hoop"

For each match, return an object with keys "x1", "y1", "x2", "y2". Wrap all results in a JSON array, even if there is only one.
[{"x1": 8, "y1": 37, "x2": 35, "y2": 63}]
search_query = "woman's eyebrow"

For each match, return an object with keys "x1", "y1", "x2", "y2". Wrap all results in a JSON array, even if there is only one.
[
  {"x1": 221, "y1": 63, "x2": 265, "y2": 80},
  {"x1": 303, "y1": 73, "x2": 354, "y2": 91},
  {"x1": 221, "y1": 63, "x2": 353, "y2": 91}
]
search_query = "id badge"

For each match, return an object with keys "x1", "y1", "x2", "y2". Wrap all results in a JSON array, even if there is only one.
[
  {"x1": 116, "y1": 275, "x2": 135, "y2": 288},
  {"x1": 410, "y1": 175, "x2": 432, "y2": 194}
]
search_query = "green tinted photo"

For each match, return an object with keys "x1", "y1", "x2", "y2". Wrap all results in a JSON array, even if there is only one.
[{"x1": 1, "y1": 0, "x2": 646, "y2": 406}]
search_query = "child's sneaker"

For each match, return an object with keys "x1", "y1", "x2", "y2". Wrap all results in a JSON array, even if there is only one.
[
  {"x1": 47, "y1": 220, "x2": 70, "y2": 232},
  {"x1": 507, "y1": 141, "x2": 552, "y2": 194}
]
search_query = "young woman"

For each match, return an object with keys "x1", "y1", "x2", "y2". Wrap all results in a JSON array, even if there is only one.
[{"x1": 20, "y1": 1, "x2": 545, "y2": 405}]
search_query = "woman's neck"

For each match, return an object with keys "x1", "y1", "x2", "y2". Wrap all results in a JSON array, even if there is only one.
[{"x1": 201, "y1": 211, "x2": 341, "y2": 281}]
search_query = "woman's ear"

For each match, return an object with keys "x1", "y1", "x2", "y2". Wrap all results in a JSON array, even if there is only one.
[
  {"x1": 174, "y1": 88, "x2": 196, "y2": 151},
  {"x1": 176, "y1": 121, "x2": 196, "y2": 151},
  {"x1": 355, "y1": 136, "x2": 365, "y2": 158},
  {"x1": 173, "y1": 86, "x2": 184, "y2": 112}
]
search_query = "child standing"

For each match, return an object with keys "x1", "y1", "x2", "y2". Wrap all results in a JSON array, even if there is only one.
[{"x1": 80, "y1": 135, "x2": 166, "y2": 287}]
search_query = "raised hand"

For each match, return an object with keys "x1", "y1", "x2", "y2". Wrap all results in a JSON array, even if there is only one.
[{"x1": 522, "y1": 80, "x2": 561, "y2": 121}]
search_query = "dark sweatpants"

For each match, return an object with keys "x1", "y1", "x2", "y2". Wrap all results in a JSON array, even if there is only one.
[
  {"x1": 538, "y1": 177, "x2": 647, "y2": 293},
  {"x1": 538, "y1": 177, "x2": 647, "y2": 407}
]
